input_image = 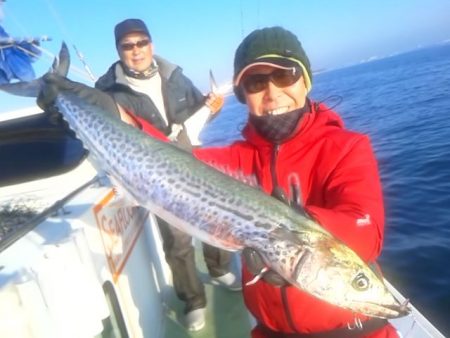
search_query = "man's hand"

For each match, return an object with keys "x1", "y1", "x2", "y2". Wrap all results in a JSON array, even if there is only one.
[
  {"x1": 242, "y1": 247, "x2": 288, "y2": 287},
  {"x1": 243, "y1": 177, "x2": 310, "y2": 287},
  {"x1": 205, "y1": 92, "x2": 224, "y2": 115}
]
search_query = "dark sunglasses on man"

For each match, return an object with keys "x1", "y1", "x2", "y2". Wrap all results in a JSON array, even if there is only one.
[
  {"x1": 120, "y1": 39, "x2": 150, "y2": 51},
  {"x1": 242, "y1": 67, "x2": 302, "y2": 94}
]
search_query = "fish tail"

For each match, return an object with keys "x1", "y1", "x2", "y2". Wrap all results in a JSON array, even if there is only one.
[
  {"x1": 0, "y1": 42, "x2": 70, "y2": 98},
  {"x1": 52, "y1": 41, "x2": 70, "y2": 77}
]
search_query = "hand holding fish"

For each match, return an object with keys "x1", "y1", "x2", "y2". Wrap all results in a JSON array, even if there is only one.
[
  {"x1": 243, "y1": 247, "x2": 288, "y2": 286},
  {"x1": 243, "y1": 177, "x2": 307, "y2": 287},
  {"x1": 37, "y1": 73, "x2": 120, "y2": 118}
]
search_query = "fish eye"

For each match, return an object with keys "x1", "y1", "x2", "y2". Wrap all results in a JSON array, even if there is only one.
[{"x1": 352, "y1": 273, "x2": 370, "y2": 291}]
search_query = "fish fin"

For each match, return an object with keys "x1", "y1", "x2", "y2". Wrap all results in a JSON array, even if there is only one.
[
  {"x1": 227, "y1": 169, "x2": 259, "y2": 188},
  {"x1": 51, "y1": 42, "x2": 70, "y2": 77},
  {"x1": 108, "y1": 189, "x2": 134, "y2": 209},
  {"x1": 107, "y1": 177, "x2": 141, "y2": 209},
  {"x1": 0, "y1": 42, "x2": 70, "y2": 98},
  {"x1": 272, "y1": 226, "x2": 308, "y2": 246},
  {"x1": 94, "y1": 171, "x2": 140, "y2": 209},
  {"x1": 207, "y1": 162, "x2": 260, "y2": 189},
  {"x1": 0, "y1": 78, "x2": 41, "y2": 97}
]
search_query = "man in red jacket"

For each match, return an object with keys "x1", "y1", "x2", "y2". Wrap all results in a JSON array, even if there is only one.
[{"x1": 194, "y1": 26, "x2": 399, "y2": 337}]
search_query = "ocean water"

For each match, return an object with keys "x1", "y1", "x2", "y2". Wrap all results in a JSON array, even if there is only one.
[{"x1": 202, "y1": 43, "x2": 450, "y2": 336}]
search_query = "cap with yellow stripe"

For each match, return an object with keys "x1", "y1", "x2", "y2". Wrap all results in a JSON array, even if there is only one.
[
  {"x1": 233, "y1": 26, "x2": 313, "y2": 102},
  {"x1": 234, "y1": 54, "x2": 312, "y2": 93}
]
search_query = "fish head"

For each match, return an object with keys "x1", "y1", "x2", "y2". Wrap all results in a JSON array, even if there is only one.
[{"x1": 282, "y1": 231, "x2": 410, "y2": 319}]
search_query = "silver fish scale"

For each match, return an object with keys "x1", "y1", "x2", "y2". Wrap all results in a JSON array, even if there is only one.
[{"x1": 57, "y1": 93, "x2": 320, "y2": 277}]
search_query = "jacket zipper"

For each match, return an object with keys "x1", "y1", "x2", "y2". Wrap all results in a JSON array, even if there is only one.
[
  {"x1": 281, "y1": 287, "x2": 298, "y2": 332},
  {"x1": 271, "y1": 144, "x2": 298, "y2": 333},
  {"x1": 270, "y1": 144, "x2": 280, "y2": 190}
]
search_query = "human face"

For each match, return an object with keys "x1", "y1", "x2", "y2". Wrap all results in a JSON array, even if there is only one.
[
  {"x1": 118, "y1": 32, "x2": 153, "y2": 72},
  {"x1": 241, "y1": 65, "x2": 308, "y2": 116}
]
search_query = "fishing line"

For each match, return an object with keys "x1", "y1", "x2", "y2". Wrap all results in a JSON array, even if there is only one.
[
  {"x1": 256, "y1": 0, "x2": 260, "y2": 28},
  {"x1": 315, "y1": 94, "x2": 343, "y2": 112},
  {"x1": 16, "y1": 43, "x2": 95, "y2": 82},
  {"x1": 1, "y1": 1, "x2": 92, "y2": 82},
  {"x1": 40, "y1": 0, "x2": 72, "y2": 43},
  {"x1": 72, "y1": 44, "x2": 97, "y2": 82},
  {"x1": 38, "y1": 0, "x2": 96, "y2": 82},
  {"x1": 239, "y1": 0, "x2": 244, "y2": 37}
]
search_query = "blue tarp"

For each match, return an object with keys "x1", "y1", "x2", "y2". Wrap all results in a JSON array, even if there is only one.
[{"x1": 0, "y1": 25, "x2": 41, "y2": 84}]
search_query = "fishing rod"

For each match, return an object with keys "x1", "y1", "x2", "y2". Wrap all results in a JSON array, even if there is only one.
[
  {"x1": 11, "y1": 42, "x2": 97, "y2": 83},
  {"x1": 72, "y1": 44, "x2": 97, "y2": 82}
]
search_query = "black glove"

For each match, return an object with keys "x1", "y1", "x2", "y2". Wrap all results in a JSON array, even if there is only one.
[
  {"x1": 271, "y1": 176, "x2": 311, "y2": 220},
  {"x1": 242, "y1": 247, "x2": 288, "y2": 287},
  {"x1": 243, "y1": 177, "x2": 310, "y2": 287},
  {"x1": 37, "y1": 73, "x2": 120, "y2": 118}
]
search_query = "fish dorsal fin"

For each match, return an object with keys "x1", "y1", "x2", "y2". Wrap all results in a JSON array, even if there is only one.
[
  {"x1": 206, "y1": 162, "x2": 259, "y2": 189},
  {"x1": 227, "y1": 169, "x2": 259, "y2": 188},
  {"x1": 272, "y1": 226, "x2": 307, "y2": 246}
]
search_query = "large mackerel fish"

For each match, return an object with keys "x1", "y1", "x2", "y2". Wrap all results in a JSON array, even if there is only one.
[{"x1": 1, "y1": 43, "x2": 409, "y2": 319}]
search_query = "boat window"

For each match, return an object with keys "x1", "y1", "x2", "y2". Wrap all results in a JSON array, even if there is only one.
[
  {"x1": 0, "y1": 111, "x2": 88, "y2": 187},
  {"x1": 95, "y1": 281, "x2": 129, "y2": 338}
]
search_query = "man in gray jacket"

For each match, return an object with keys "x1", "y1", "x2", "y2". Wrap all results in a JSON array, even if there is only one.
[{"x1": 95, "y1": 18, "x2": 239, "y2": 332}]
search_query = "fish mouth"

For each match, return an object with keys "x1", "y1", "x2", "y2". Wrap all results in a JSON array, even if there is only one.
[
  {"x1": 359, "y1": 299, "x2": 411, "y2": 319},
  {"x1": 382, "y1": 299, "x2": 411, "y2": 318}
]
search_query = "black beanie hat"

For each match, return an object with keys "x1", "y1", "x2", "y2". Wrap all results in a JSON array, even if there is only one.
[
  {"x1": 233, "y1": 26, "x2": 312, "y2": 102},
  {"x1": 114, "y1": 19, "x2": 152, "y2": 45}
]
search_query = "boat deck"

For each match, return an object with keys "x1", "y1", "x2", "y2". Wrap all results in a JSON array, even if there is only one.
[{"x1": 163, "y1": 246, "x2": 253, "y2": 338}]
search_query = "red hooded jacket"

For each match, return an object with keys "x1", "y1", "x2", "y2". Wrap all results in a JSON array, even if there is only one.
[
  {"x1": 129, "y1": 100, "x2": 398, "y2": 337},
  {"x1": 194, "y1": 102, "x2": 398, "y2": 337}
]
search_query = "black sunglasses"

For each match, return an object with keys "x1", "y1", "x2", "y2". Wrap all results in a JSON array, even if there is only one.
[
  {"x1": 120, "y1": 39, "x2": 150, "y2": 51},
  {"x1": 242, "y1": 67, "x2": 302, "y2": 94}
]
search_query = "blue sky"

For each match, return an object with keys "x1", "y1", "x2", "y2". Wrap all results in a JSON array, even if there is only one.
[{"x1": 1, "y1": 0, "x2": 450, "y2": 112}]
